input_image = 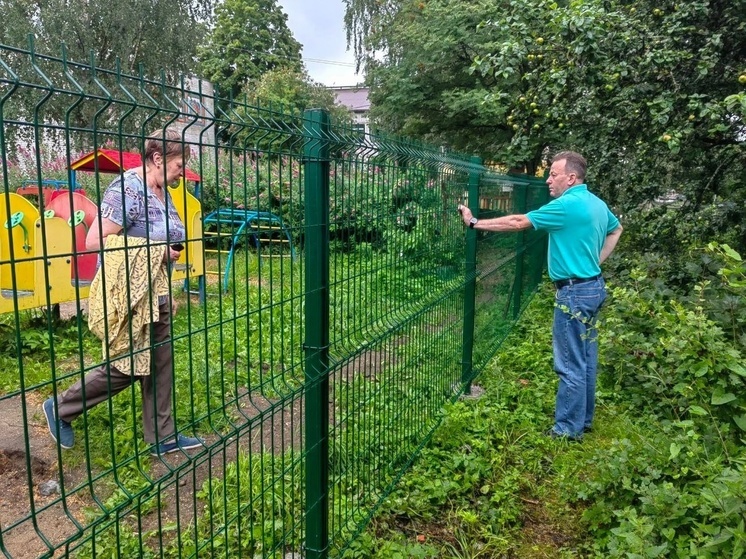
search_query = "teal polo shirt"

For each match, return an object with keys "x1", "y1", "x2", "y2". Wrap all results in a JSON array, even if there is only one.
[{"x1": 526, "y1": 184, "x2": 620, "y2": 281}]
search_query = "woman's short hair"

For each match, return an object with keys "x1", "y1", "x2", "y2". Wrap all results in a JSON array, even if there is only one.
[
  {"x1": 551, "y1": 151, "x2": 587, "y2": 182},
  {"x1": 143, "y1": 129, "x2": 189, "y2": 163}
]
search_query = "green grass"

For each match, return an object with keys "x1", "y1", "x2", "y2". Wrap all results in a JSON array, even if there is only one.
[
  {"x1": 338, "y1": 284, "x2": 637, "y2": 558},
  {"x1": 340, "y1": 257, "x2": 746, "y2": 558},
  {"x1": 2, "y1": 253, "x2": 594, "y2": 558},
  {"x1": 2, "y1": 241, "x2": 512, "y2": 558}
]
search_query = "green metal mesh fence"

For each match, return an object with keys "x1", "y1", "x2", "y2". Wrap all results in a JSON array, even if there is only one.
[
  {"x1": 469, "y1": 173, "x2": 549, "y2": 373},
  {"x1": 0, "y1": 42, "x2": 547, "y2": 558}
]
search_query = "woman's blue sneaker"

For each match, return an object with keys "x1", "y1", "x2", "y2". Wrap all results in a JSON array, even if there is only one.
[
  {"x1": 150, "y1": 434, "x2": 204, "y2": 456},
  {"x1": 43, "y1": 398, "x2": 74, "y2": 449}
]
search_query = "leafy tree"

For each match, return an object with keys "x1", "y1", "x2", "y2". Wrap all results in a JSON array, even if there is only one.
[
  {"x1": 221, "y1": 68, "x2": 351, "y2": 167},
  {"x1": 348, "y1": 1, "x2": 523, "y2": 167},
  {"x1": 0, "y1": 0, "x2": 210, "y2": 138},
  {"x1": 0, "y1": 0, "x2": 36, "y2": 47},
  {"x1": 198, "y1": 0, "x2": 303, "y2": 101},
  {"x1": 344, "y1": 0, "x2": 592, "y2": 172},
  {"x1": 243, "y1": 67, "x2": 351, "y2": 124},
  {"x1": 6, "y1": 0, "x2": 210, "y2": 75},
  {"x1": 345, "y1": 0, "x2": 746, "y2": 251}
]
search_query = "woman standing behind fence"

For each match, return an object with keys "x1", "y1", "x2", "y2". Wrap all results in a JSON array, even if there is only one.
[{"x1": 43, "y1": 129, "x2": 204, "y2": 456}]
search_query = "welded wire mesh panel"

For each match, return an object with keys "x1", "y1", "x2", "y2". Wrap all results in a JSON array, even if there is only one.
[
  {"x1": 0, "y1": 41, "x2": 547, "y2": 559},
  {"x1": 322, "y1": 131, "x2": 473, "y2": 551},
  {"x1": 470, "y1": 174, "x2": 548, "y2": 372},
  {"x1": 518, "y1": 180, "x2": 551, "y2": 311},
  {"x1": 0, "y1": 42, "x2": 307, "y2": 558}
]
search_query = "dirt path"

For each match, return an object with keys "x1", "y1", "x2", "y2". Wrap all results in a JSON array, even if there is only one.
[
  {"x1": 0, "y1": 390, "x2": 302, "y2": 558},
  {"x1": 0, "y1": 342, "x2": 388, "y2": 558}
]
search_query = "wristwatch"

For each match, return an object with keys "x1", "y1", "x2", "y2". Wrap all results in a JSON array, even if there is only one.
[{"x1": 469, "y1": 217, "x2": 478, "y2": 229}]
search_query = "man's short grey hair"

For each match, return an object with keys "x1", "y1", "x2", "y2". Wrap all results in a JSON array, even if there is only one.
[{"x1": 551, "y1": 151, "x2": 587, "y2": 182}]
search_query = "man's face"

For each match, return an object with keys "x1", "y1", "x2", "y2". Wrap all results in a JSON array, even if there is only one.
[{"x1": 545, "y1": 159, "x2": 576, "y2": 198}]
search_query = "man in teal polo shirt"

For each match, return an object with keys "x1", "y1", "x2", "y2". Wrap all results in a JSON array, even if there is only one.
[{"x1": 458, "y1": 151, "x2": 623, "y2": 440}]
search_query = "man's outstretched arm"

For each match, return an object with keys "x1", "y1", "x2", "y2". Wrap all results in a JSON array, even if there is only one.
[{"x1": 458, "y1": 205, "x2": 533, "y2": 232}]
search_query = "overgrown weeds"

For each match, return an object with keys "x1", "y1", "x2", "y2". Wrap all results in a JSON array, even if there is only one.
[
  {"x1": 342, "y1": 285, "x2": 588, "y2": 558},
  {"x1": 349, "y1": 244, "x2": 746, "y2": 558}
]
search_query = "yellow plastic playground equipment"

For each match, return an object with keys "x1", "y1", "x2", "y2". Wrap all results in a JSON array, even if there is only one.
[
  {"x1": 0, "y1": 149, "x2": 204, "y2": 314},
  {"x1": 0, "y1": 193, "x2": 75, "y2": 314}
]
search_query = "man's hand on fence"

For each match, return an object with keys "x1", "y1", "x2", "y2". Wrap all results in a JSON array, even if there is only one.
[{"x1": 458, "y1": 204, "x2": 474, "y2": 227}]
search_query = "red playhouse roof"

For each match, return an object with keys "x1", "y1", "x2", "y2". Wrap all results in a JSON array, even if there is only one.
[{"x1": 69, "y1": 149, "x2": 201, "y2": 182}]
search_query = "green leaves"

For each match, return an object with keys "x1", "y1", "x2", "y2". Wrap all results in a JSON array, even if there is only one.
[
  {"x1": 581, "y1": 245, "x2": 746, "y2": 556},
  {"x1": 345, "y1": 0, "x2": 746, "y2": 240},
  {"x1": 688, "y1": 406, "x2": 708, "y2": 417},
  {"x1": 669, "y1": 442, "x2": 682, "y2": 460},
  {"x1": 733, "y1": 415, "x2": 746, "y2": 432},
  {"x1": 198, "y1": 0, "x2": 302, "y2": 101},
  {"x1": 712, "y1": 391, "x2": 737, "y2": 406},
  {"x1": 721, "y1": 244, "x2": 744, "y2": 262}
]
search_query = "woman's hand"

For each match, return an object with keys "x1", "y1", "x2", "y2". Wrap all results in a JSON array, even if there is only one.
[
  {"x1": 165, "y1": 246, "x2": 182, "y2": 262},
  {"x1": 168, "y1": 242, "x2": 184, "y2": 262}
]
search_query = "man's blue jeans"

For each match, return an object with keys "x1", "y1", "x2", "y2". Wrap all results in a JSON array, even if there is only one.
[{"x1": 552, "y1": 277, "x2": 606, "y2": 438}]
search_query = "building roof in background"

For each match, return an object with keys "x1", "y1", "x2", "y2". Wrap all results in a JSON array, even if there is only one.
[{"x1": 331, "y1": 86, "x2": 370, "y2": 112}]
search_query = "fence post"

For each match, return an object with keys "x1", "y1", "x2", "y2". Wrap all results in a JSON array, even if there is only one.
[
  {"x1": 303, "y1": 108, "x2": 331, "y2": 559},
  {"x1": 461, "y1": 156, "x2": 482, "y2": 392},
  {"x1": 512, "y1": 182, "x2": 529, "y2": 319}
]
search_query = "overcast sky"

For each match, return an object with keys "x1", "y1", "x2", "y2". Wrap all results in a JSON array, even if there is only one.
[{"x1": 276, "y1": 0, "x2": 363, "y2": 87}]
